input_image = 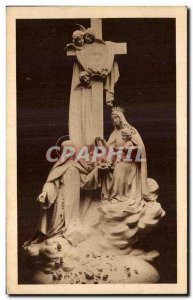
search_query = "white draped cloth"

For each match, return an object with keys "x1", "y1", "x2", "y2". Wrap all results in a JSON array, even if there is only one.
[{"x1": 69, "y1": 41, "x2": 119, "y2": 147}]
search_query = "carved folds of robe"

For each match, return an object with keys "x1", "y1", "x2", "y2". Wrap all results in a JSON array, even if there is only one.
[
  {"x1": 35, "y1": 123, "x2": 158, "y2": 245},
  {"x1": 69, "y1": 41, "x2": 119, "y2": 147},
  {"x1": 36, "y1": 158, "x2": 101, "y2": 245}
]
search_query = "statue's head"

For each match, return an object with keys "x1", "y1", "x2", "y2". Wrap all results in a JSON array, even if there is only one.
[
  {"x1": 111, "y1": 106, "x2": 125, "y2": 129},
  {"x1": 79, "y1": 71, "x2": 91, "y2": 86},
  {"x1": 84, "y1": 28, "x2": 95, "y2": 44},
  {"x1": 72, "y1": 30, "x2": 84, "y2": 47},
  {"x1": 111, "y1": 113, "x2": 122, "y2": 128}
]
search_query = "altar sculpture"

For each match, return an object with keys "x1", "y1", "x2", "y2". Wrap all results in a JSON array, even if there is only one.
[{"x1": 23, "y1": 20, "x2": 165, "y2": 284}]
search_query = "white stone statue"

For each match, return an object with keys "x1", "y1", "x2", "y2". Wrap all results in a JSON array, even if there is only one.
[
  {"x1": 24, "y1": 106, "x2": 165, "y2": 284},
  {"x1": 23, "y1": 21, "x2": 165, "y2": 284},
  {"x1": 95, "y1": 107, "x2": 165, "y2": 252}
]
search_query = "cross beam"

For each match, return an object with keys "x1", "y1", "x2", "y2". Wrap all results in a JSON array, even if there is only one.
[{"x1": 67, "y1": 18, "x2": 127, "y2": 56}]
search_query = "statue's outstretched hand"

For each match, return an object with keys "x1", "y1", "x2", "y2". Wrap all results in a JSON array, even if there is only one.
[
  {"x1": 37, "y1": 192, "x2": 49, "y2": 209},
  {"x1": 100, "y1": 138, "x2": 108, "y2": 148},
  {"x1": 95, "y1": 137, "x2": 100, "y2": 146},
  {"x1": 95, "y1": 137, "x2": 108, "y2": 148}
]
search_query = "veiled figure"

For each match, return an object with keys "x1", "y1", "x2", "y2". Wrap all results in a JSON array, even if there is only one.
[
  {"x1": 25, "y1": 149, "x2": 102, "y2": 247},
  {"x1": 95, "y1": 108, "x2": 165, "y2": 254},
  {"x1": 100, "y1": 107, "x2": 158, "y2": 215}
]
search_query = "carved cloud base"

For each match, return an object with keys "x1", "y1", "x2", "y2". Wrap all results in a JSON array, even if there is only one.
[
  {"x1": 25, "y1": 236, "x2": 160, "y2": 284},
  {"x1": 23, "y1": 199, "x2": 165, "y2": 284}
]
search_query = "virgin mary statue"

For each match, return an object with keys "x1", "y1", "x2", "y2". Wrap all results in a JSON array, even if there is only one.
[
  {"x1": 100, "y1": 106, "x2": 159, "y2": 211},
  {"x1": 96, "y1": 106, "x2": 165, "y2": 252}
]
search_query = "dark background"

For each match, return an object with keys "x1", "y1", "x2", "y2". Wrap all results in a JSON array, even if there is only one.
[{"x1": 16, "y1": 18, "x2": 176, "y2": 283}]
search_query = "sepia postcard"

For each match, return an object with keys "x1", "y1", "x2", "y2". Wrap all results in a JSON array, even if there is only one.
[{"x1": 6, "y1": 6, "x2": 187, "y2": 295}]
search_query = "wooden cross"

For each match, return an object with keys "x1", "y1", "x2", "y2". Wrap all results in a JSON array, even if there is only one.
[{"x1": 67, "y1": 18, "x2": 127, "y2": 143}]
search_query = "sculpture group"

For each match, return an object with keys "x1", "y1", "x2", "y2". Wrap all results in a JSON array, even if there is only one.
[{"x1": 24, "y1": 20, "x2": 165, "y2": 284}]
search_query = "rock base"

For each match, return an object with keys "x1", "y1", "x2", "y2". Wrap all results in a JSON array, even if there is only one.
[
  {"x1": 25, "y1": 233, "x2": 160, "y2": 284},
  {"x1": 24, "y1": 199, "x2": 165, "y2": 284}
]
